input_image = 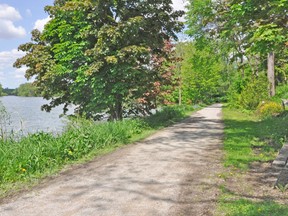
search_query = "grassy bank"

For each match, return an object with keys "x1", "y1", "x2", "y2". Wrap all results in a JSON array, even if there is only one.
[
  {"x1": 0, "y1": 105, "x2": 196, "y2": 198},
  {"x1": 223, "y1": 108, "x2": 288, "y2": 169},
  {"x1": 217, "y1": 107, "x2": 288, "y2": 215}
]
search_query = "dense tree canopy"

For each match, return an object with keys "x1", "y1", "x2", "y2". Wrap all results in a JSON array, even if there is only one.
[
  {"x1": 176, "y1": 39, "x2": 227, "y2": 104},
  {"x1": 15, "y1": 83, "x2": 41, "y2": 97},
  {"x1": 14, "y1": 0, "x2": 184, "y2": 120},
  {"x1": 14, "y1": 0, "x2": 286, "y2": 112},
  {"x1": 185, "y1": 0, "x2": 288, "y2": 109},
  {"x1": 186, "y1": 0, "x2": 287, "y2": 58}
]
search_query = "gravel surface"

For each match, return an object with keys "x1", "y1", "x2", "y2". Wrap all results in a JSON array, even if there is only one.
[{"x1": 0, "y1": 104, "x2": 224, "y2": 216}]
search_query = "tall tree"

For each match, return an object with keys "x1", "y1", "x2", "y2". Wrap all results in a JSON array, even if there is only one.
[
  {"x1": 179, "y1": 39, "x2": 226, "y2": 104},
  {"x1": 134, "y1": 40, "x2": 180, "y2": 115},
  {"x1": 186, "y1": 0, "x2": 288, "y2": 97},
  {"x1": 14, "y1": 0, "x2": 184, "y2": 120}
]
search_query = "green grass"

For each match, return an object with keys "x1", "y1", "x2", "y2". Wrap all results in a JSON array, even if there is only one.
[
  {"x1": 0, "y1": 105, "x2": 196, "y2": 198},
  {"x1": 223, "y1": 107, "x2": 288, "y2": 169},
  {"x1": 217, "y1": 107, "x2": 288, "y2": 215},
  {"x1": 218, "y1": 197, "x2": 288, "y2": 216}
]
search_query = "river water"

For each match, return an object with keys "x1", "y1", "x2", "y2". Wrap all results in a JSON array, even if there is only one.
[{"x1": 0, "y1": 96, "x2": 74, "y2": 135}]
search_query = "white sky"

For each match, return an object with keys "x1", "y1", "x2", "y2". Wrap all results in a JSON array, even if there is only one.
[{"x1": 0, "y1": 0, "x2": 187, "y2": 88}]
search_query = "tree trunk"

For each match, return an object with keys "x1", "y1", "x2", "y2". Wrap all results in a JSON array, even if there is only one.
[
  {"x1": 109, "y1": 94, "x2": 123, "y2": 121},
  {"x1": 114, "y1": 95, "x2": 123, "y2": 121},
  {"x1": 267, "y1": 52, "x2": 275, "y2": 97},
  {"x1": 240, "y1": 55, "x2": 245, "y2": 78}
]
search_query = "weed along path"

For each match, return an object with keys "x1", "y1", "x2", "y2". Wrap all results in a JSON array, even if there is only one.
[{"x1": 0, "y1": 104, "x2": 224, "y2": 216}]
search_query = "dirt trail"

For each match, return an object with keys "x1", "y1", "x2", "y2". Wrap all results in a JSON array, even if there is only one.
[{"x1": 0, "y1": 104, "x2": 224, "y2": 216}]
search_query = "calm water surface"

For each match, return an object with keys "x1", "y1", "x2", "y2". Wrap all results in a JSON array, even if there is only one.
[{"x1": 0, "y1": 96, "x2": 74, "y2": 135}]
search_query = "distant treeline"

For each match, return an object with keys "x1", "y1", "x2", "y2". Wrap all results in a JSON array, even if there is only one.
[{"x1": 0, "y1": 83, "x2": 41, "y2": 97}]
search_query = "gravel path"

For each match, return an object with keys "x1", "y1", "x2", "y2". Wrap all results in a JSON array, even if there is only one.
[{"x1": 0, "y1": 104, "x2": 224, "y2": 216}]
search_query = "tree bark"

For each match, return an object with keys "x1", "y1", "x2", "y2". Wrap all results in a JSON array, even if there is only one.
[
  {"x1": 267, "y1": 52, "x2": 275, "y2": 97},
  {"x1": 109, "y1": 94, "x2": 123, "y2": 121},
  {"x1": 240, "y1": 55, "x2": 245, "y2": 78},
  {"x1": 115, "y1": 94, "x2": 123, "y2": 121}
]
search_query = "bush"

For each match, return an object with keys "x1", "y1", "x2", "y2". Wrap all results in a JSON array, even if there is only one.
[
  {"x1": 275, "y1": 84, "x2": 288, "y2": 100},
  {"x1": 227, "y1": 75, "x2": 269, "y2": 110},
  {"x1": 257, "y1": 101, "x2": 284, "y2": 118},
  {"x1": 239, "y1": 76, "x2": 269, "y2": 110}
]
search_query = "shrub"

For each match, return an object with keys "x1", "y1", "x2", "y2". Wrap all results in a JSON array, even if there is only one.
[
  {"x1": 257, "y1": 101, "x2": 284, "y2": 118},
  {"x1": 227, "y1": 75, "x2": 269, "y2": 110},
  {"x1": 239, "y1": 76, "x2": 269, "y2": 110},
  {"x1": 274, "y1": 84, "x2": 288, "y2": 101}
]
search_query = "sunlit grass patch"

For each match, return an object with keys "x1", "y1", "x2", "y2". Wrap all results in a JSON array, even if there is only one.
[{"x1": 217, "y1": 197, "x2": 288, "y2": 216}]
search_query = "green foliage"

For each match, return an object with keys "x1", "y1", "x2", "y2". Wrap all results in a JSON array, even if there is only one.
[
  {"x1": 0, "y1": 84, "x2": 38, "y2": 97},
  {"x1": 0, "y1": 105, "x2": 193, "y2": 193},
  {"x1": 2, "y1": 88, "x2": 15, "y2": 96},
  {"x1": 0, "y1": 84, "x2": 8, "y2": 96},
  {"x1": 185, "y1": 0, "x2": 214, "y2": 39},
  {"x1": 238, "y1": 76, "x2": 269, "y2": 110},
  {"x1": 257, "y1": 101, "x2": 284, "y2": 118},
  {"x1": 177, "y1": 40, "x2": 227, "y2": 105},
  {"x1": 15, "y1": 83, "x2": 41, "y2": 97},
  {"x1": 226, "y1": 76, "x2": 247, "y2": 107},
  {"x1": 186, "y1": 0, "x2": 288, "y2": 103},
  {"x1": 227, "y1": 74, "x2": 269, "y2": 110},
  {"x1": 14, "y1": 0, "x2": 184, "y2": 120},
  {"x1": 275, "y1": 84, "x2": 288, "y2": 100},
  {"x1": 223, "y1": 107, "x2": 288, "y2": 169}
]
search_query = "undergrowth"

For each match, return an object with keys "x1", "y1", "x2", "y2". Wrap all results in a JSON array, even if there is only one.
[{"x1": 0, "y1": 105, "x2": 195, "y2": 198}]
